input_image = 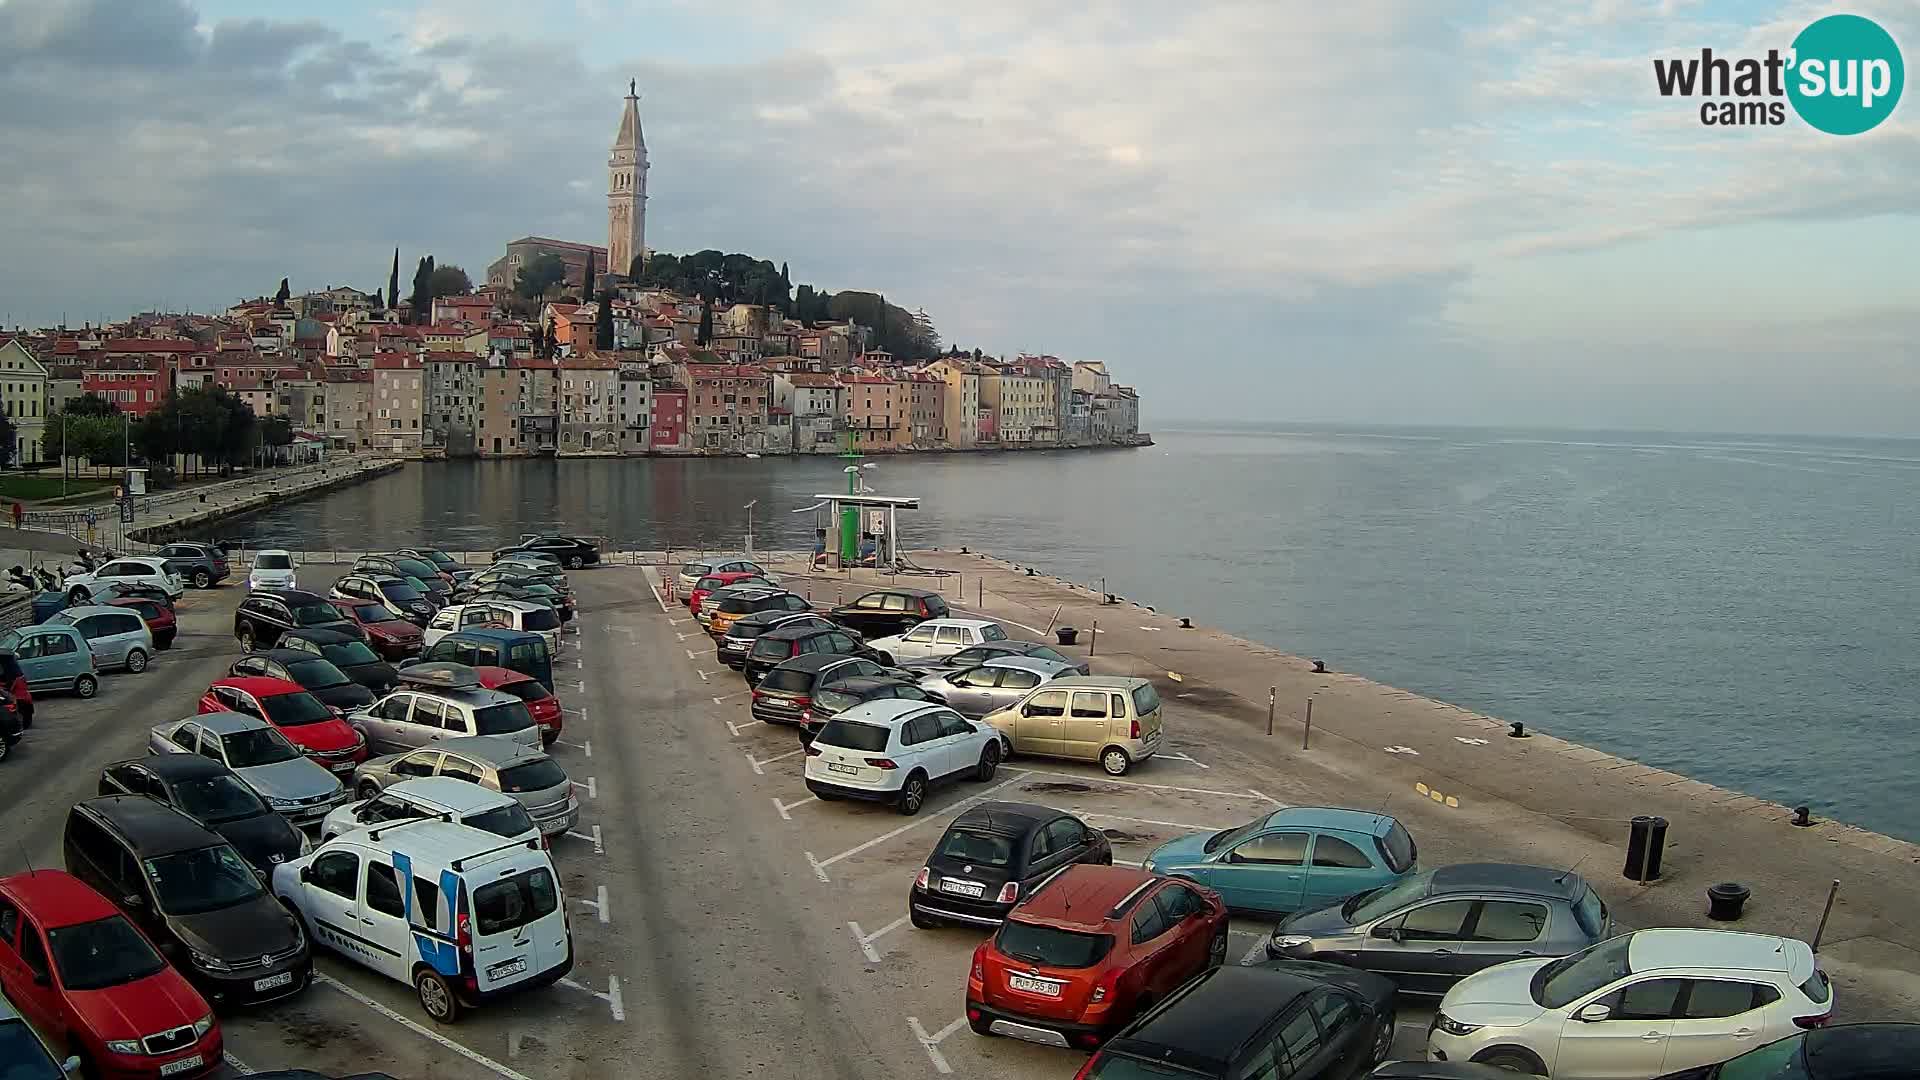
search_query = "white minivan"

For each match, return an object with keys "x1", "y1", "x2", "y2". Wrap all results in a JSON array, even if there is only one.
[{"x1": 273, "y1": 818, "x2": 572, "y2": 1022}]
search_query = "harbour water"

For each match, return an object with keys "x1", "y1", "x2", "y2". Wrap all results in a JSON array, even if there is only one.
[{"x1": 234, "y1": 427, "x2": 1920, "y2": 840}]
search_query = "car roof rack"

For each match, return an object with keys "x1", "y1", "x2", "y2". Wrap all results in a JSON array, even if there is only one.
[
  {"x1": 450, "y1": 835, "x2": 544, "y2": 872},
  {"x1": 367, "y1": 811, "x2": 456, "y2": 842},
  {"x1": 395, "y1": 662, "x2": 482, "y2": 690}
]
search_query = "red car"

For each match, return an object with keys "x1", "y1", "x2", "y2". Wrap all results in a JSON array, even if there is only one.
[
  {"x1": 473, "y1": 665, "x2": 563, "y2": 746},
  {"x1": 198, "y1": 676, "x2": 367, "y2": 776},
  {"x1": 687, "y1": 570, "x2": 766, "y2": 612},
  {"x1": 329, "y1": 599, "x2": 425, "y2": 660},
  {"x1": 1, "y1": 651, "x2": 32, "y2": 729},
  {"x1": 107, "y1": 596, "x2": 177, "y2": 650},
  {"x1": 0, "y1": 870, "x2": 222, "y2": 1079},
  {"x1": 966, "y1": 865, "x2": 1228, "y2": 1050}
]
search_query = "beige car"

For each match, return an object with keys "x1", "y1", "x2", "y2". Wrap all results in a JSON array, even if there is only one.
[{"x1": 983, "y1": 675, "x2": 1164, "y2": 775}]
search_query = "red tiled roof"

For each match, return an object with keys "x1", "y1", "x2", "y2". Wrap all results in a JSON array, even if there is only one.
[
  {"x1": 559, "y1": 352, "x2": 618, "y2": 370},
  {"x1": 371, "y1": 353, "x2": 419, "y2": 370},
  {"x1": 104, "y1": 338, "x2": 197, "y2": 353},
  {"x1": 787, "y1": 373, "x2": 841, "y2": 388}
]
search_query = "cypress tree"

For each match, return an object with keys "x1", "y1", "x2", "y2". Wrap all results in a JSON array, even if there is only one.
[
  {"x1": 388, "y1": 248, "x2": 400, "y2": 312},
  {"x1": 583, "y1": 254, "x2": 597, "y2": 302},
  {"x1": 594, "y1": 294, "x2": 614, "y2": 350}
]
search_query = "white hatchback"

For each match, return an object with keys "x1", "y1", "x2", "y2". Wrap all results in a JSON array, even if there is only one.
[
  {"x1": 65, "y1": 555, "x2": 185, "y2": 603},
  {"x1": 249, "y1": 549, "x2": 299, "y2": 591},
  {"x1": 803, "y1": 698, "x2": 1006, "y2": 815},
  {"x1": 865, "y1": 618, "x2": 1009, "y2": 665},
  {"x1": 1428, "y1": 928, "x2": 1834, "y2": 1078}
]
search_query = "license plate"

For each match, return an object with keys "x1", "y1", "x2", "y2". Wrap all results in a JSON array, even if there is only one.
[
  {"x1": 329, "y1": 761, "x2": 356, "y2": 773},
  {"x1": 160, "y1": 1056, "x2": 205, "y2": 1076},
  {"x1": 1008, "y1": 974, "x2": 1061, "y2": 996},
  {"x1": 489, "y1": 957, "x2": 529, "y2": 979},
  {"x1": 940, "y1": 878, "x2": 986, "y2": 897},
  {"x1": 826, "y1": 762, "x2": 859, "y2": 775},
  {"x1": 253, "y1": 972, "x2": 294, "y2": 993}
]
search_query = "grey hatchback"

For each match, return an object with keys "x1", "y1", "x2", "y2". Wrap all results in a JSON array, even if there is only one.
[
  {"x1": 1264, "y1": 862, "x2": 1612, "y2": 996},
  {"x1": 348, "y1": 735, "x2": 579, "y2": 837}
]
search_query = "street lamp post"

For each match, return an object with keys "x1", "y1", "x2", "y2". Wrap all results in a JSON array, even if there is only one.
[{"x1": 743, "y1": 499, "x2": 757, "y2": 558}]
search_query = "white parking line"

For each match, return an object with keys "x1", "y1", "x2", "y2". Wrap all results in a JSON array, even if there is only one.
[
  {"x1": 648, "y1": 576, "x2": 670, "y2": 614},
  {"x1": 223, "y1": 1051, "x2": 253, "y2": 1074},
  {"x1": 1239, "y1": 937, "x2": 1268, "y2": 966},
  {"x1": 316, "y1": 972, "x2": 537, "y2": 1080},
  {"x1": 1112, "y1": 858, "x2": 1142, "y2": 867},
  {"x1": 573, "y1": 777, "x2": 597, "y2": 800},
  {"x1": 1159, "y1": 751, "x2": 1211, "y2": 770},
  {"x1": 847, "y1": 914, "x2": 910, "y2": 963},
  {"x1": 684, "y1": 648, "x2": 698, "y2": 660},
  {"x1": 773, "y1": 794, "x2": 819, "y2": 820},
  {"x1": 565, "y1": 825, "x2": 604, "y2": 854},
  {"x1": 575, "y1": 885, "x2": 610, "y2": 924},
  {"x1": 557, "y1": 738, "x2": 592, "y2": 757},
  {"x1": 1081, "y1": 811, "x2": 1227, "y2": 831},
  {"x1": 557, "y1": 975, "x2": 626, "y2": 1022},
  {"x1": 572, "y1": 680, "x2": 586, "y2": 693},
  {"x1": 907, "y1": 1016, "x2": 968, "y2": 1075},
  {"x1": 711, "y1": 691, "x2": 749, "y2": 703},
  {"x1": 1016, "y1": 769, "x2": 1282, "y2": 803},
  {"x1": 811, "y1": 775, "x2": 1028, "y2": 877},
  {"x1": 697, "y1": 669, "x2": 722, "y2": 681},
  {"x1": 805, "y1": 850, "x2": 829, "y2": 882},
  {"x1": 746, "y1": 747, "x2": 806, "y2": 776}
]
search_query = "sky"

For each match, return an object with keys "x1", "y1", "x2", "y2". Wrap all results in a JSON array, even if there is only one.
[{"x1": 2, "y1": 0, "x2": 1918, "y2": 435}]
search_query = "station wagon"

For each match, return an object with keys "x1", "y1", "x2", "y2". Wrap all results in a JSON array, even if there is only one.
[
  {"x1": 1144, "y1": 807, "x2": 1417, "y2": 916},
  {"x1": 45, "y1": 605, "x2": 153, "y2": 673}
]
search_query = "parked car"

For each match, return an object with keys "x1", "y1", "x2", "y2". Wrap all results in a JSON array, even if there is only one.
[
  {"x1": 491, "y1": 550, "x2": 562, "y2": 570},
  {"x1": 0, "y1": 653, "x2": 30, "y2": 729},
  {"x1": 457, "y1": 570, "x2": 573, "y2": 612},
  {"x1": 751, "y1": 654, "x2": 896, "y2": 725},
  {"x1": 63, "y1": 556, "x2": 184, "y2": 605},
  {"x1": 965, "y1": 864, "x2": 1231, "y2": 1048},
  {"x1": 1069, "y1": 959, "x2": 1399, "y2": 1078},
  {"x1": 279, "y1": 629, "x2": 398, "y2": 692},
  {"x1": 493, "y1": 535, "x2": 599, "y2": 569},
  {"x1": 1368, "y1": 1065, "x2": 1515, "y2": 1080},
  {"x1": 910, "y1": 803, "x2": 1111, "y2": 929},
  {"x1": 328, "y1": 600, "x2": 425, "y2": 660},
  {"x1": 44, "y1": 606, "x2": 153, "y2": 673},
  {"x1": 98, "y1": 755, "x2": 308, "y2": 872},
  {"x1": 319, "y1": 775, "x2": 540, "y2": 846},
  {"x1": 984, "y1": 675, "x2": 1166, "y2": 775},
  {"x1": 674, "y1": 554, "x2": 767, "y2": 595},
  {"x1": 406, "y1": 628, "x2": 554, "y2": 691},
  {"x1": 0, "y1": 689, "x2": 21, "y2": 763},
  {"x1": 247, "y1": 550, "x2": 299, "y2": 591},
  {"x1": 1652, "y1": 1022, "x2": 1920, "y2": 1080},
  {"x1": 234, "y1": 590, "x2": 363, "y2": 652},
  {"x1": 148, "y1": 713, "x2": 347, "y2": 829},
  {"x1": 331, "y1": 573, "x2": 434, "y2": 626},
  {"x1": 1427, "y1": 929, "x2": 1834, "y2": 1077},
  {"x1": 467, "y1": 582, "x2": 572, "y2": 622},
  {"x1": 472, "y1": 666, "x2": 563, "y2": 746},
  {"x1": 743, "y1": 623, "x2": 885, "y2": 687},
  {"x1": 156, "y1": 542, "x2": 231, "y2": 589},
  {"x1": 352, "y1": 555, "x2": 453, "y2": 598},
  {"x1": 708, "y1": 589, "x2": 812, "y2": 640},
  {"x1": 902, "y1": 639, "x2": 1090, "y2": 676},
  {"x1": 716, "y1": 610, "x2": 839, "y2": 670},
  {"x1": 63, "y1": 797, "x2": 311, "y2": 1006},
  {"x1": 347, "y1": 663, "x2": 541, "y2": 755},
  {"x1": 1267, "y1": 863, "x2": 1611, "y2": 995},
  {"x1": 803, "y1": 699, "x2": 1004, "y2": 814},
  {"x1": 227, "y1": 649, "x2": 377, "y2": 711},
  {"x1": 105, "y1": 596, "x2": 176, "y2": 650},
  {"x1": 867, "y1": 618, "x2": 1011, "y2": 665},
  {"x1": 0, "y1": 869, "x2": 221, "y2": 1079},
  {"x1": 695, "y1": 581, "x2": 781, "y2": 629},
  {"x1": 917, "y1": 657, "x2": 1077, "y2": 718},
  {"x1": 348, "y1": 736, "x2": 579, "y2": 837},
  {"x1": 398, "y1": 547, "x2": 464, "y2": 579},
  {"x1": 688, "y1": 572, "x2": 771, "y2": 615},
  {"x1": 424, "y1": 601, "x2": 559, "y2": 651},
  {"x1": 828, "y1": 587, "x2": 950, "y2": 638},
  {"x1": 1145, "y1": 807, "x2": 1417, "y2": 917},
  {"x1": 797, "y1": 676, "x2": 947, "y2": 744},
  {"x1": 0, "y1": 625, "x2": 97, "y2": 699},
  {"x1": 197, "y1": 677, "x2": 367, "y2": 776}
]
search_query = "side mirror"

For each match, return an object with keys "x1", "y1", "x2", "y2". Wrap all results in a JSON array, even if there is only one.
[
  {"x1": 1576, "y1": 1003, "x2": 1612, "y2": 1023},
  {"x1": 31, "y1": 970, "x2": 51, "y2": 987},
  {"x1": 62, "y1": 1056, "x2": 81, "y2": 1075},
  {"x1": 121, "y1": 894, "x2": 144, "y2": 910},
  {"x1": 1371, "y1": 923, "x2": 1403, "y2": 942},
  {"x1": 299, "y1": 866, "x2": 313, "y2": 884}
]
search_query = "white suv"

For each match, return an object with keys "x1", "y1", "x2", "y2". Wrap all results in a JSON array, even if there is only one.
[
  {"x1": 865, "y1": 618, "x2": 1009, "y2": 665},
  {"x1": 803, "y1": 699, "x2": 1006, "y2": 815},
  {"x1": 64, "y1": 555, "x2": 184, "y2": 603},
  {"x1": 1428, "y1": 928, "x2": 1834, "y2": 1077}
]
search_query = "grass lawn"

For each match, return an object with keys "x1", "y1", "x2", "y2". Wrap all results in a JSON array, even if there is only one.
[{"x1": 0, "y1": 473, "x2": 118, "y2": 501}]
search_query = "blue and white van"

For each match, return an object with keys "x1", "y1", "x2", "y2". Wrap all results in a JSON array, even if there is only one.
[{"x1": 271, "y1": 818, "x2": 572, "y2": 1022}]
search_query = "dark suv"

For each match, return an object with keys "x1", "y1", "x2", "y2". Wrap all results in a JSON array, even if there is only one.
[
  {"x1": 63, "y1": 796, "x2": 312, "y2": 1006},
  {"x1": 828, "y1": 588, "x2": 950, "y2": 638},
  {"x1": 743, "y1": 622, "x2": 882, "y2": 686},
  {"x1": 717, "y1": 611, "x2": 838, "y2": 670},
  {"x1": 749, "y1": 654, "x2": 892, "y2": 726},
  {"x1": 796, "y1": 675, "x2": 945, "y2": 744},
  {"x1": 234, "y1": 590, "x2": 364, "y2": 651},
  {"x1": 155, "y1": 542, "x2": 231, "y2": 589}
]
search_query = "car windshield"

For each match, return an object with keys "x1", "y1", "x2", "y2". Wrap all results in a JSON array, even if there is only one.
[
  {"x1": 813, "y1": 689, "x2": 863, "y2": 714},
  {"x1": 173, "y1": 775, "x2": 268, "y2": 823},
  {"x1": 223, "y1": 726, "x2": 303, "y2": 767},
  {"x1": 323, "y1": 641, "x2": 381, "y2": 667},
  {"x1": 255, "y1": 553, "x2": 293, "y2": 569},
  {"x1": 287, "y1": 658, "x2": 351, "y2": 688},
  {"x1": 46, "y1": 915, "x2": 167, "y2": 992},
  {"x1": 472, "y1": 867, "x2": 560, "y2": 936},
  {"x1": 0, "y1": 1019, "x2": 65, "y2": 1079},
  {"x1": 1535, "y1": 934, "x2": 1635, "y2": 1009},
  {"x1": 379, "y1": 581, "x2": 424, "y2": 602},
  {"x1": 1085, "y1": 1056, "x2": 1198, "y2": 1080},
  {"x1": 465, "y1": 801, "x2": 538, "y2": 838},
  {"x1": 474, "y1": 701, "x2": 535, "y2": 735},
  {"x1": 937, "y1": 828, "x2": 1016, "y2": 868},
  {"x1": 1346, "y1": 869, "x2": 1433, "y2": 922},
  {"x1": 994, "y1": 920, "x2": 1113, "y2": 968},
  {"x1": 815, "y1": 719, "x2": 890, "y2": 752},
  {"x1": 520, "y1": 608, "x2": 561, "y2": 632},
  {"x1": 393, "y1": 558, "x2": 438, "y2": 579},
  {"x1": 498, "y1": 759, "x2": 568, "y2": 792},
  {"x1": 352, "y1": 604, "x2": 393, "y2": 623},
  {"x1": 145, "y1": 844, "x2": 264, "y2": 916},
  {"x1": 1717, "y1": 1036, "x2": 1808, "y2": 1080},
  {"x1": 261, "y1": 691, "x2": 334, "y2": 727},
  {"x1": 417, "y1": 550, "x2": 457, "y2": 568},
  {"x1": 291, "y1": 602, "x2": 343, "y2": 626},
  {"x1": 1202, "y1": 815, "x2": 1268, "y2": 854}
]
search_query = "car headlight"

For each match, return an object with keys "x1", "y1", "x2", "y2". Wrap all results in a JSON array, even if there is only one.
[
  {"x1": 104, "y1": 1039, "x2": 143, "y2": 1055},
  {"x1": 1271, "y1": 935, "x2": 1313, "y2": 950},
  {"x1": 192, "y1": 1013, "x2": 215, "y2": 1037},
  {"x1": 1434, "y1": 1013, "x2": 1483, "y2": 1037},
  {"x1": 297, "y1": 832, "x2": 313, "y2": 855},
  {"x1": 265, "y1": 795, "x2": 298, "y2": 810},
  {"x1": 189, "y1": 949, "x2": 232, "y2": 973},
  {"x1": 1141, "y1": 859, "x2": 1158, "y2": 873}
]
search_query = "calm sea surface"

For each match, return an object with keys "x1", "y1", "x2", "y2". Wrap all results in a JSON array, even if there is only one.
[{"x1": 233, "y1": 427, "x2": 1920, "y2": 840}]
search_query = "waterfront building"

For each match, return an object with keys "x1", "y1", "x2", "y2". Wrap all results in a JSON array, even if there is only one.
[
  {"x1": 0, "y1": 338, "x2": 50, "y2": 463},
  {"x1": 788, "y1": 373, "x2": 844, "y2": 454},
  {"x1": 845, "y1": 374, "x2": 907, "y2": 451},
  {"x1": 425, "y1": 351, "x2": 480, "y2": 455},
  {"x1": 649, "y1": 386, "x2": 688, "y2": 451},
  {"x1": 617, "y1": 370, "x2": 651, "y2": 453},
  {"x1": 321, "y1": 368, "x2": 372, "y2": 449},
  {"x1": 370, "y1": 353, "x2": 425, "y2": 457},
  {"x1": 684, "y1": 363, "x2": 769, "y2": 453},
  {"x1": 923, "y1": 359, "x2": 980, "y2": 448},
  {"x1": 80, "y1": 356, "x2": 173, "y2": 418},
  {"x1": 559, "y1": 351, "x2": 621, "y2": 453}
]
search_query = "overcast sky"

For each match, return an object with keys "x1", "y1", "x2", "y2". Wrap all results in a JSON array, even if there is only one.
[{"x1": 3, "y1": 0, "x2": 1917, "y2": 435}]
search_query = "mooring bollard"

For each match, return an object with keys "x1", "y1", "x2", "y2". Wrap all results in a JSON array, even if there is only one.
[
  {"x1": 976, "y1": 578, "x2": 982, "y2": 608},
  {"x1": 1624, "y1": 815, "x2": 1668, "y2": 883},
  {"x1": 1303, "y1": 698, "x2": 1313, "y2": 749},
  {"x1": 1266, "y1": 687, "x2": 1275, "y2": 736},
  {"x1": 1812, "y1": 879, "x2": 1840, "y2": 950},
  {"x1": 1706, "y1": 882, "x2": 1751, "y2": 921},
  {"x1": 1088, "y1": 620, "x2": 1098, "y2": 657}
]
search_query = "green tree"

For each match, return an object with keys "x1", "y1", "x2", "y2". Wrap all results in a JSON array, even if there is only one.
[
  {"x1": 388, "y1": 247, "x2": 401, "y2": 311},
  {"x1": 66, "y1": 393, "x2": 120, "y2": 417},
  {"x1": 515, "y1": 253, "x2": 568, "y2": 300},
  {"x1": 697, "y1": 294, "x2": 714, "y2": 345},
  {"x1": 594, "y1": 295, "x2": 614, "y2": 351},
  {"x1": 275, "y1": 278, "x2": 290, "y2": 304},
  {"x1": 0, "y1": 413, "x2": 15, "y2": 467},
  {"x1": 427, "y1": 264, "x2": 473, "y2": 297},
  {"x1": 581, "y1": 254, "x2": 597, "y2": 302}
]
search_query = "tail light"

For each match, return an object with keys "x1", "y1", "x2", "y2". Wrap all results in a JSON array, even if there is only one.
[
  {"x1": 541, "y1": 833, "x2": 551, "y2": 850},
  {"x1": 915, "y1": 867, "x2": 930, "y2": 890},
  {"x1": 1089, "y1": 966, "x2": 1121, "y2": 1005},
  {"x1": 1794, "y1": 1013, "x2": 1831, "y2": 1029},
  {"x1": 804, "y1": 745, "x2": 822, "y2": 757},
  {"x1": 455, "y1": 913, "x2": 473, "y2": 956},
  {"x1": 995, "y1": 882, "x2": 1019, "y2": 904},
  {"x1": 970, "y1": 944, "x2": 986, "y2": 983},
  {"x1": 1130, "y1": 718, "x2": 1141, "y2": 739},
  {"x1": 865, "y1": 757, "x2": 899, "y2": 770},
  {"x1": 751, "y1": 689, "x2": 763, "y2": 701},
  {"x1": 918, "y1": 600, "x2": 931, "y2": 616},
  {"x1": 792, "y1": 695, "x2": 811, "y2": 708}
]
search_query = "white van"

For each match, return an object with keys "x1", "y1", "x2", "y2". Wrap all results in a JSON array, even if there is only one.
[
  {"x1": 272, "y1": 818, "x2": 572, "y2": 1022},
  {"x1": 320, "y1": 776, "x2": 542, "y2": 846}
]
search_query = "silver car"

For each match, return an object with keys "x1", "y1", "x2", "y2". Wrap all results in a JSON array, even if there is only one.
[
  {"x1": 347, "y1": 664, "x2": 541, "y2": 755},
  {"x1": 149, "y1": 712, "x2": 348, "y2": 827},
  {"x1": 348, "y1": 735, "x2": 579, "y2": 837},
  {"x1": 916, "y1": 655, "x2": 1077, "y2": 718}
]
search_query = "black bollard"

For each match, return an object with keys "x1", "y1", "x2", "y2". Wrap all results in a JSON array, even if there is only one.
[
  {"x1": 1056, "y1": 627, "x2": 1078, "y2": 646},
  {"x1": 1509, "y1": 721, "x2": 1529, "y2": 738},
  {"x1": 1706, "y1": 882, "x2": 1751, "y2": 921},
  {"x1": 1179, "y1": 617, "x2": 1192, "y2": 628},
  {"x1": 1792, "y1": 806, "x2": 1814, "y2": 827},
  {"x1": 1310, "y1": 659, "x2": 1327, "y2": 673},
  {"x1": 1623, "y1": 815, "x2": 1669, "y2": 882}
]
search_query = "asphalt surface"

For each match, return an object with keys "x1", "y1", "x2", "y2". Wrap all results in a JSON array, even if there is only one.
[{"x1": 1, "y1": 565, "x2": 1440, "y2": 1079}]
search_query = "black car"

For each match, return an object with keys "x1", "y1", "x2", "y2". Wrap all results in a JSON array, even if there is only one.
[
  {"x1": 155, "y1": 542, "x2": 231, "y2": 589},
  {"x1": 456, "y1": 568, "x2": 573, "y2": 606},
  {"x1": 96, "y1": 756, "x2": 305, "y2": 873},
  {"x1": 0, "y1": 688, "x2": 21, "y2": 763},
  {"x1": 494, "y1": 534, "x2": 600, "y2": 569},
  {"x1": 1368, "y1": 1065, "x2": 1513, "y2": 1080},
  {"x1": 1082, "y1": 961, "x2": 1399, "y2": 1080},
  {"x1": 709, "y1": 589, "x2": 812, "y2": 636},
  {"x1": 1653, "y1": 1023, "x2": 1920, "y2": 1080},
  {"x1": 750, "y1": 654, "x2": 894, "y2": 725},
  {"x1": 903, "y1": 639, "x2": 1091, "y2": 676},
  {"x1": 235, "y1": 589, "x2": 364, "y2": 651},
  {"x1": 798, "y1": 676, "x2": 946, "y2": 744},
  {"x1": 63, "y1": 796, "x2": 312, "y2": 1006},
  {"x1": 352, "y1": 555, "x2": 453, "y2": 601},
  {"x1": 469, "y1": 582, "x2": 574, "y2": 622},
  {"x1": 828, "y1": 587, "x2": 950, "y2": 638},
  {"x1": 743, "y1": 623, "x2": 884, "y2": 686},
  {"x1": 227, "y1": 648, "x2": 377, "y2": 711},
  {"x1": 717, "y1": 611, "x2": 840, "y2": 670},
  {"x1": 279, "y1": 629, "x2": 399, "y2": 693},
  {"x1": 908, "y1": 802, "x2": 1111, "y2": 928}
]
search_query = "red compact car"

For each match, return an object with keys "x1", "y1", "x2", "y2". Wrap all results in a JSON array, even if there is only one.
[
  {"x1": 330, "y1": 599, "x2": 425, "y2": 660},
  {"x1": 967, "y1": 865, "x2": 1228, "y2": 1050},
  {"x1": 107, "y1": 596, "x2": 177, "y2": 651},
  {"x1": 687, "y1": 570, "x2": 765, "y2": 612},
  {"x1": 0, "y1": 870, "x2": 221, "y2": 1079},
  {"x1": 198, "y1": 676, "x2": 367, "y2": 775},
  {"x1": 1, "y1": 651, "x2": 32, "y2": 729},
  {"x1": 473, "y1": 665, "x2": 563, "y2": 746}
]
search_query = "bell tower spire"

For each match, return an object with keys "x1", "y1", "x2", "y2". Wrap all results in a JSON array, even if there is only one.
[{"x1": 608, "y1": 81, "x2": 648, "y2": 281}]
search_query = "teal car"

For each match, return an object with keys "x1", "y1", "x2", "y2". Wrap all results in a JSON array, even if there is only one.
[
  {"x1": 0, "y1": 624, "x2": 100, "y2": 698},
  {"x1": 1143, "y1": 806, "x2": 1416, "y2": 916}
]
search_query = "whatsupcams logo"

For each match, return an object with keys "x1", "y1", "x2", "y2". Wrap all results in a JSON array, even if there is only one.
[{"x1": 1653, "y1": 13, "x2": 1904, "y2": 133}]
